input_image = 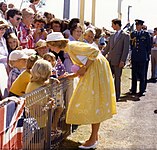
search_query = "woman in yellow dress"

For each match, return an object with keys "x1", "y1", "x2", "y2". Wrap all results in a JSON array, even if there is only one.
[{"x1": 46, "y1": 32, "x2": 116, "y2": 149}]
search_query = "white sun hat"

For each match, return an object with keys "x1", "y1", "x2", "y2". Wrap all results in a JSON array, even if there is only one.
[
  {"x1": 9, "y1": 50, "x2": 29, "y2": 61},
  {"x1": 46, "y1": 32, "x2": 68, "y2": 42}
]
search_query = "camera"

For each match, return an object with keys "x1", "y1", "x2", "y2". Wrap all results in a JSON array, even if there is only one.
[{"x1": 40, "y1": 28, "x2": 44, "y2": 32}]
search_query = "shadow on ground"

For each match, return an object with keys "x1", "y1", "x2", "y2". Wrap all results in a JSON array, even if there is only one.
[
  {"x1": 118, "y1": 92, "x2": 140, "y2": 102},
  {"x1": 59, "y1": 139, "x2": 81, "y2": 150}
]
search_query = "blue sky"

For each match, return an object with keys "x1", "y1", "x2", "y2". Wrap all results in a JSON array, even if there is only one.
[{"x1": 7, "y1": 0, "x2": 157, "y2": 31}]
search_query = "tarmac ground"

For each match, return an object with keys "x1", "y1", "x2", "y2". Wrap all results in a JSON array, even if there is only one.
[{"x1": 59, "y1": 65, "x2": 157, "y2": 150}]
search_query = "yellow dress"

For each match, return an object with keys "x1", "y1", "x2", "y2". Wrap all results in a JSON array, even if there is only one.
[{"x1": 65, "y1": 41, "x2": 116, "y2": 125}]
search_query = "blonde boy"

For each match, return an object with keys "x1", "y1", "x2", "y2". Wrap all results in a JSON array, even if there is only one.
[{"x1": 7, "y1": 50, "x2": 28, "y2": 91}]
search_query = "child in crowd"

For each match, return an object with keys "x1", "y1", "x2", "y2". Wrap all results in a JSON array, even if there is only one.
[
  {"x1": 83, "y1": 28, "x2": 96, "y2": 44},
  {"x1": 6, "y1": 33, "x2": 21, "y2": 54},
  {"x1": 9, "y1": 54, "x2": 40, "y2": 97},
  {"x1": 6, "y1": 33, "x2": 22, "y2": 73},
  {"x1": 35, "y1": 39, "x2": 49, "y2": 58},
  {"x1": 43, "y1": 52, "x2": 67, "y2": 133},
  {"x1": 7, "y1": 50, "x2": 28, "y2": 91},
  {"x1": 25, "y1": 59, "x2": 52, "y2": 129},
  {"x1": 25, "y1": 59, "x2": 52, "y2": 93}
]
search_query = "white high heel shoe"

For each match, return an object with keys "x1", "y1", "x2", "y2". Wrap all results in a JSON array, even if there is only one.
[{"x1": 78, "y1": 141, "x2": 98, "y2": 149}]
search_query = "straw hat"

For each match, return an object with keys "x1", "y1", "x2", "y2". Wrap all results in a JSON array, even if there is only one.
[
  {"x1": 35, "y1": 39, "x2": 47, "y2": 49},
  {"x1": 0, "y1": 18, "x2": 9, "y2": 28},
  {"x1": 46, "y1": 32, "x2": 68, "y2": 42}
]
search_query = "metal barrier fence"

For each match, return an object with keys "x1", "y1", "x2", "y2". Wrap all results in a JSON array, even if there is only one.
[{"x1": 23, "y1": 78, "x2": 71, "y2": 150}]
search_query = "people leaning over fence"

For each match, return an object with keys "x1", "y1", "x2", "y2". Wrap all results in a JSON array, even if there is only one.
[
  {"x1": 7, "y1": 50, "x2": 28, "y2": 92},
  {"x1": 0, "y1": 2, "x2": 148, "y2": 148},
  {"x1": 25, "y1": 59, "x2": 53, "y2": 129},
  {"x1": 43, "y1": 52, "x2": 67, "y2": 134},
  {"x1": 9, "y1": 53, "x2": 40, "y2": 97},
  {"x1": 46, "y1": 32, "x2": 116, "y2": 149}
]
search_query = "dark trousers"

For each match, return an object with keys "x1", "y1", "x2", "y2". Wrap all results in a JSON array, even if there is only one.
[
  {"x1": 110, "y1": 64, "x2": 122, "y2": 100},
  {"x1": 144, "y1": 60, "x2": 149, "y2": 90},
  {"x1": 131, "y1": 61, "x2": 146, "y2": 94}
]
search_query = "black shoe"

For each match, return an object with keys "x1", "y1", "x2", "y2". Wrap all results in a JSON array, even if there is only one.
[
  {"x1": 154, "y1": 110, "x2": 157, "y2": 114},
  {"x1": 116, "y1": 98, "x2": 121, "y2": 102},
  {"x1": 72, "y1": 124, "x2": 78, "y2": 132},
  {"x1": 137, "y1": 92, "x2": 145, "y2": 97},
  {"x1": 147, "y1": 78, "x2": 156, "y2": 83},
  {"x1": 129, "y1": 92, "x2": 136, "y2": 95}
]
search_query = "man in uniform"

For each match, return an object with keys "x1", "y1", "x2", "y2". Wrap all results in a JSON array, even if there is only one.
[{"x1": 130, "y1": 19, "x2": 151, "y2": 96}]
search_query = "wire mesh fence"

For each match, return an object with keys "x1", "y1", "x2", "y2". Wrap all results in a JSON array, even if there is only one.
[{"x1": 23, "y1": 78, "x2": 71, "y2": 150}]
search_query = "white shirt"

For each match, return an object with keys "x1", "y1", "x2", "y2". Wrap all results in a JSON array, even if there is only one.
[
  {"x1": 152, "y1": 35, "x2": 157, "y2": 51},
  {"x1": 0, "y1": 37, "x2": 8, "y2": 67}
]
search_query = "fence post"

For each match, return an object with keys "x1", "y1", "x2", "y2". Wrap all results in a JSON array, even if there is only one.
[{"x1": 46, "y1": 108, "x2": 53, "y2": 149}]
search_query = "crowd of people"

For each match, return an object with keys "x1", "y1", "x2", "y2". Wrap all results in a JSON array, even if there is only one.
[{"x1": 0, "y1": 0, "x2": 157, "y2": 149}]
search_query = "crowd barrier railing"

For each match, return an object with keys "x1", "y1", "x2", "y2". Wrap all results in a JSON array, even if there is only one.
[
  {"x1": 22, "y1": 78, "x2": 71, "y2": 149},
  {"x1": 0, "y1": 78, "x2": 71, "y2": 149}
]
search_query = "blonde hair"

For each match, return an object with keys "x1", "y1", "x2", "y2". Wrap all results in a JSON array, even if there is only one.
[
  {"x1": 46, "y1": 40, "x2": 68, "y2": 49},
  {"x1": 35, "y1": 39, "x2": 47, "y2": 49},
  {"x1": 84, "y1": 28, "x2": 96, "y2": 36},
  {"x1": 31, "y1": 59, "x2": 52, "y2": 82},
  {"x1": 43, "y1": 52, "x2": 56, "y2": 67},
  {"x1": 22, "y1": 8, "x2": 34, "y2": 18},
  {"x1": 43, "y1": 52, "x2": 56, "y2": 61},
  {"x1": 9, "y1": 60, "x2": 15, "y2": 68}
]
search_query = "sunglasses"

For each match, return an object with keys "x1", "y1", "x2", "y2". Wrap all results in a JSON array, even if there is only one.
[
  {"x1": 0, "y1": 27, "x2": 7, "y2": 31},
  {"x1": 16, "y1": 17, "x2": 22, "y2": 21}
]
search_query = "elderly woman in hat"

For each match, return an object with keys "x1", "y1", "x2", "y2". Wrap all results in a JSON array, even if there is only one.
[
  {"x1": 46, "y1": 32, "x2": 116, "y2": 149},
  {"x1": 0, "y1": 18, "x2": 9, "y2": 69},
  {"x1": 35, "y1": 39, "x2": 49, "y2": 58}
]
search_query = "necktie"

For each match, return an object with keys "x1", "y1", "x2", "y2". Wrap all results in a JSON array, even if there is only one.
[
  {"x1": 114, "y1": 32, "x2": 119, "y2": 43},
  {"x1": 137, "y1": 31, "x2": 140, "y2": 36},
  {"x1": 13, "y1": 27, "x2": 17, "y2": 36}
]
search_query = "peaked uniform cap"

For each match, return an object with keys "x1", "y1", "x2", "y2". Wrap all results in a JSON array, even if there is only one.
[{"x1": 135, "y1": 19, "x2": 144, "y2": 25}]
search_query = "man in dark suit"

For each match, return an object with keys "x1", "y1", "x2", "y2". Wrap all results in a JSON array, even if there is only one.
[
  {"x1": 3, "y1": 8, "x2": 22, "y2": 39},
  {"x1": 102, "y1": 18, "x2": 130, "y2": 101},
  {"x1": 130, "y1": 19, "x2": 151, "y2": 96}
]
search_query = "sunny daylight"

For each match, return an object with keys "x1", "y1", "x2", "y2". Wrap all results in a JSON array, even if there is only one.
[{"x1": 0, "y1": 0, "x2": 157, "y2": 150}]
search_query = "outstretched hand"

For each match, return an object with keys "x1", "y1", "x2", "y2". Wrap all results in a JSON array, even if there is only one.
[{"x1": 77, "y1": 66, "x2": 87, "y2": 76}]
